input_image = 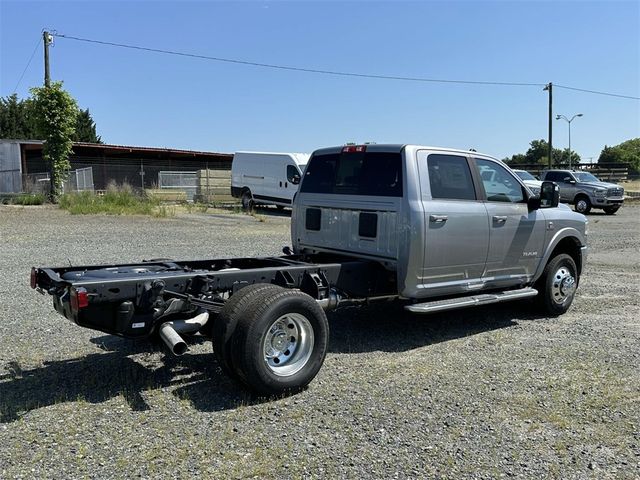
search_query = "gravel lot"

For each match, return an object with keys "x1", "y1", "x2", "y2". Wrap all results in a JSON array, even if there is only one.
[{"x1": 0, "y1": 205, "x2": 638, "y2": 479}]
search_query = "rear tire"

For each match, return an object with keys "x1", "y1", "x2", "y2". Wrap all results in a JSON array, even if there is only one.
[
  {"x1": 603, "y1": 206, "x2": 619, "y2": 215},
  {"x1": 231, "y1": 287, "x2": 329, "y2": 395},
  {"x1": 241, "y1": 190, "x2": 254, "y2": 211},
  {"x1": 535, "y1": 253, "x2": 578, "y2": 316},
  {"x1": 574, "y1": 195, "x2": 591, "y2": 214},
  {"x1": 212, "y1": 284, "x2": 283, "y2": 380}
]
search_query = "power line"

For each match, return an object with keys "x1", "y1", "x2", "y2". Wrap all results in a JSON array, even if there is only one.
[
  {"x1": 52, "y1": 33, "x2": 544, "y2": 88},
  {"x1": 555, "y1": 84, "x2": 640, "y2": 101},
  {"x1": 12, "y1": 37, "x2": 41, "y2": 94},
  {"x1": 51, "y1": 33, "x2": 640, "y2": 101}
]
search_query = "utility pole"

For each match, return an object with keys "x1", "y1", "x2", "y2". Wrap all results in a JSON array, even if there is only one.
[
  {"x1": 43, "y1": 31, "x2": 52, "y2": 87},
  {"x1": 544, "y1": 82, "x2": 553, "y2": 168},
  {"x1": 43, "y1": 30, "x2": 54, "y2": 197}
]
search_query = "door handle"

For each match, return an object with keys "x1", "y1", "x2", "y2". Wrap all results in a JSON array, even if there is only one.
[
  {"x1": 429, "y1": 214, "x2": 448, "y2": 223},
  {"x1": 493, "y1": 215, "x2": 508, "y2": 224}
]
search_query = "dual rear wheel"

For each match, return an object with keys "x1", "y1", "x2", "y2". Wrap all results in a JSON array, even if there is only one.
[{"x1": 212, "y1": 284, "x2": 329, "y2": 395}]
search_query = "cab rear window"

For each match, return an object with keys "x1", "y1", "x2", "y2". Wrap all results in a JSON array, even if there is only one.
[{"x1": 300, "y1": 151, "x2": 403, "y2": 197}]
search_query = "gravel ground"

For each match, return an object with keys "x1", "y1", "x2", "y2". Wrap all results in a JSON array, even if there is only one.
[{"x1": 0, "y1": 205, "x2": 638, "y2": 479}]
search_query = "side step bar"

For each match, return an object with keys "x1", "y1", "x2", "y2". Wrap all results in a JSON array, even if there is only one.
[{"x1": 405, "y1": 287, "x2": 538, "y2": 314}]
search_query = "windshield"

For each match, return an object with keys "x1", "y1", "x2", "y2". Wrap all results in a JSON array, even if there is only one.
[
  {"x1": 515, "y1": 170, "x2": 536, "y2": 181},
  {"x1": 574, "y1": 172, "x2": 600, "y2": 182}
]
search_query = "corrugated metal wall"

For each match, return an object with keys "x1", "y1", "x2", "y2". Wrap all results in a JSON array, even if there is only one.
[{"x1": 0, "y1": 142, "x2": 22, "y2": 193}]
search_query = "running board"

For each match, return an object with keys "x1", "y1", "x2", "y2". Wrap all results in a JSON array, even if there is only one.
[{"x1": 405, "y1": 287, "x2": 538, "y2": 314}]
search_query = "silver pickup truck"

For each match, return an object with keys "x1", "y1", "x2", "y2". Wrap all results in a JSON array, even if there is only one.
[
  {"x1": 32, "y1": 144, "x2": 587, "y2": 394},
  {"x1": 541, "y1": 169, "x2": 624, "y2": 214}
]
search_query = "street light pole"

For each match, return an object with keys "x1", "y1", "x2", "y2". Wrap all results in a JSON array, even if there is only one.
[{"x1": 555, "y1": 113, "x2": 583, "y2": 169}]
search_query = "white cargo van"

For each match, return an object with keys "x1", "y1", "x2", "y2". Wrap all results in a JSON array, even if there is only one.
[{"x1": 231, "y1": 151, "x2": 310, "y2": 210}]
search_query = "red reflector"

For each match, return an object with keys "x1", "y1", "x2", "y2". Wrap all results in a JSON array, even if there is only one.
[
  {"x1": 70, "y1": 287, "x2": 89, "y2": 312},
  {"x1": 342, "y1": 145, "x2": 367, "y2": 153},
  {"x1": 30, "y1": 268, "x2": 37, "y2": 289}
]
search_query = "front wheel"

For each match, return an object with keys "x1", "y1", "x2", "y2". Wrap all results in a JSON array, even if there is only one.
[
  {"x1": 574, "y1": 195, "x2": 591, "y2": 214},
  {"x1": 231, "y1": 286, "x2": 329, "y2": 395},
  {"x1": 603, "y1": 206, "x2": 620, "y2": 215},
  {"x1": 536, "y1": 253, "x2": 578, "y2": 316}
]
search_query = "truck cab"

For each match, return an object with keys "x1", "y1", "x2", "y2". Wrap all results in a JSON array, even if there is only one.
[{"x1": 293, "y1": 144, "x2": 587, "y2": 300}]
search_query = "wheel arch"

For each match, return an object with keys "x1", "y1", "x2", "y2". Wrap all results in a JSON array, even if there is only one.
[
  {"x1": 533, "y1": 228, "x2": 585, "y2": 282},
  {"x1": 573, "y1": 191, "x2": 590, "y2": 203}
]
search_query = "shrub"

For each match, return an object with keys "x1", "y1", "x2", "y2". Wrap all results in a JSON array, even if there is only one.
[
  {"x1": 58, "y1": 183, "x2": 167, "y2": 216},
  {"x1": 12, "y1": 193, "x2": 46, "y2": 206}
]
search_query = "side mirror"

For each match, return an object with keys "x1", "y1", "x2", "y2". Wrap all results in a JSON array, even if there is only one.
[
  {"x1": 291, "y1": 175, "x2": 301, "y2": 185},
  {"x1": 527, "y1": 195, "x2": 541, "y2": 212},
  {"x1": 563, "y1": 177, "x2": 576, "y2": 184},
  {"x1": 540, "y1": 181, "x2": 560, "y2": 208}
]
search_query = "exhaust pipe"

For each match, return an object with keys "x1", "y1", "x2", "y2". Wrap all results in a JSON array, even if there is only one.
[{"x1": 159, "y1": 311, "x2": 209, "y2": 356}]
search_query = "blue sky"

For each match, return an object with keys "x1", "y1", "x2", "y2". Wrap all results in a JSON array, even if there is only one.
[{"x1": 1, "y1": 0, "x2": 638, "y2": 160}]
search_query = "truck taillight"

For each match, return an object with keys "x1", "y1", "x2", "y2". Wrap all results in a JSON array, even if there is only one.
[
  {"x1": 30, "y1": 267, "x2": 37, "y2": 289},
  {"x1": 342, "y1": 145, "x2": 366, "y2": 153},
  {"x1": 70, "y1": 287, "x2": 89, "y2": 312}
]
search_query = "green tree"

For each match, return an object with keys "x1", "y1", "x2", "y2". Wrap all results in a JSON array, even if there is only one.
[
  {"x1": 74, "y1": 108, "x2": 102, "y2": 143},
  {"x1": 1, "y1": 94, "x2": 101, "y2": 143},
  {"x1": 598, "y1": 138, "x2": 640, "y2": 173},
  {"x1": 504, "y1": 139, "x2": 580, "y2": 166},
  {"x1": 0, "y1": 93, "x2": 37, "y2": 139},
  {"x1": 557, "y1": 148, "x2": 581, "y2": 166},
  {"x1": 502, "y1": 153, "x2": 526, "y2": 164},
  {"x1": 30, "y1": 82, "x2": 79, "y2": 200}
]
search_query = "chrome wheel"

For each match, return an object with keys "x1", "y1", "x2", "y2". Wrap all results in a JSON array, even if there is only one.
[
  {"x1": 263, "y1": 313, "x2": 314, "y2": 377},
  {"x1": 576, "y1": 199, "x2": 589, "y2": 213},
  {"x1": 551, "y1": 266, "x2": 576, "y2": 305}
]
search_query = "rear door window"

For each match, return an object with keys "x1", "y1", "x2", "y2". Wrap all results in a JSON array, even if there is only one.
[
  {"x1": 426, "y1": 154, "x2": 476, "y2": 200},
  {"x1": 545, "y1": 171, "x2": 570, "y2": 183},
  {"x1": 300, "y1": 151, "x2": 403, "y2": 197}
]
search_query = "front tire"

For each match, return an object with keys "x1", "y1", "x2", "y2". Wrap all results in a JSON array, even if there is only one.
[
  {"x1": 231, "y1": 286, "x2": 329, "y2": 395},
  {"x1": 536, "y1": 253, "x2": 578, "y2": 316},
  {"x1": 574, "y1": 195, "x2": 591, "y2": 214}
]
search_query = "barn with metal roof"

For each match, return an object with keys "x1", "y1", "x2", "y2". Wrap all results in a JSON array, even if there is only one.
[{"x1": 0, "y1": 139, "x2": 233, "y2": 194}]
